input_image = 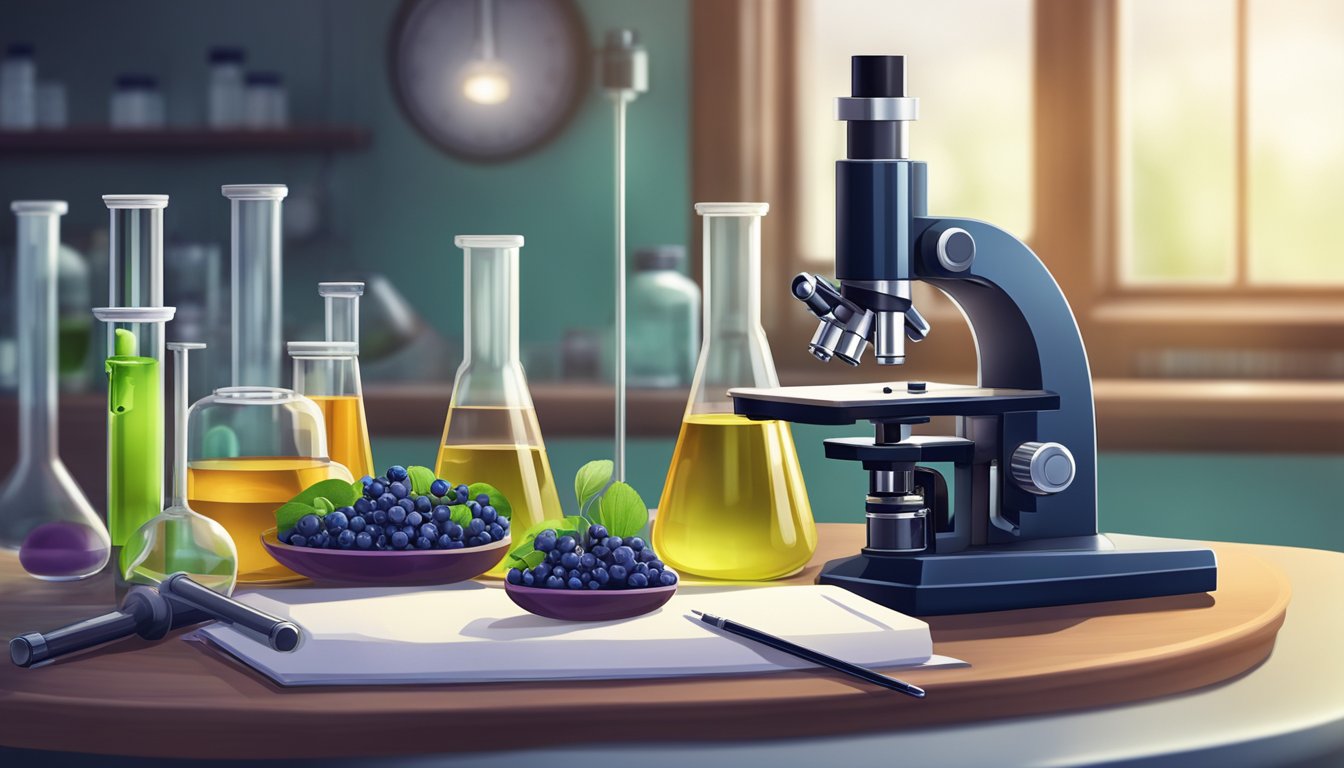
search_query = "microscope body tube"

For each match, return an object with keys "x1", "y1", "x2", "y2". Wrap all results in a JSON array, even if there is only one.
[{"x1": 223, "y1": 185, "x2": 287, "y2": 387}]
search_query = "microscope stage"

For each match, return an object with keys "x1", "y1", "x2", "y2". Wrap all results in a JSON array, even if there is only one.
[{"x1": 729, "y1": 381, "x2": 1059, "y2": 425}]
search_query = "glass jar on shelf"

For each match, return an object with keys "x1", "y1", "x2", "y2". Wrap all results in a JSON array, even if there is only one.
[
  {"x1": 628, "y1": 245, "x2": 699, "y2": 389},
  {"x1": 652, "y1": 203, "x2": 816, "y2": 581}
]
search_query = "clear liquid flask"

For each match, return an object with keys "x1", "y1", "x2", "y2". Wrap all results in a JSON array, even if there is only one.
[
  {"x1": 434, "y1": 236, "x2": 561, "y2": 569},
  {"x1": 653, "y1": 203, "x2": 816, "y2": 580},
  {"x1": 120, "y1": 342, "x2": 238, "y2": 595},
  {"x1": 1, "y1": 201, "x2": 111, "y2": 580},
  {"x1": 289, "y1": 340, "x2": 373, "y2": 480},
  {"x1": 187, "y1": 387, "x2": 351, "y2": 584}
]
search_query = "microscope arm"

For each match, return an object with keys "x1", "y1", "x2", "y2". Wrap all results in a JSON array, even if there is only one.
[{"x1": 913, "y1": 217, "x2": 1098, "y2": 540}]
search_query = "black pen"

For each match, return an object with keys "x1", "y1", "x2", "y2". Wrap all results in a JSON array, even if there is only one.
[{"x1": 691, "y1": 609, "x2": 926, "y2": 699}]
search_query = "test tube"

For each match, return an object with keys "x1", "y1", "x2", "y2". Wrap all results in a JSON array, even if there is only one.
[
  {"x1": 222, "y1": 184, "x2": 287, "y2": 388},
  {"x1": 95, "y1": 194, "x2": 175, "y2": 579},
  {"x1": 318, "y1": 281, "x2": 363, "y2": 347}
]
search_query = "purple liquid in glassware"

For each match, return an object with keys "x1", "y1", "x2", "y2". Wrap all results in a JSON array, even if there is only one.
[{"x1": 20, "y1": 522, "x2": 108, "y2": 580}]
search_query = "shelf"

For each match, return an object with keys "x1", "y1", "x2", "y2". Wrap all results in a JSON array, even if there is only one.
[{"x1": 0, "y1": 126, "x2": 371, "y2": 153}]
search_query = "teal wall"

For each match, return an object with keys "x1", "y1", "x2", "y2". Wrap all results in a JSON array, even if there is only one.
[{"x1": 0, "y1": 0, "x2": 690, "y2": 344}]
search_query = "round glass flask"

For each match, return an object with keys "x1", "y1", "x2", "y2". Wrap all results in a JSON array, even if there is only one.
[
  {"x1": 652, "y1": 203, "x2": 817, "y2": 580},
  {"x1": 434, "y1": 236, "x2": 560, "y2": 571},
  {"x1": 120, "y1": 342, "x2": 238, "y2": 594},
  {"x1": 1, "y1": 201, "x2": 111, "y2": 580},
  {"x1": 186, "y1": 386, "x2": 352, "y2": 583}
]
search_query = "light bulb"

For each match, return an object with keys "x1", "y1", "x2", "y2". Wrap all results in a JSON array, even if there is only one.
[{"x1": 461, "y1": 59, "x2": 511, "y2": 106}]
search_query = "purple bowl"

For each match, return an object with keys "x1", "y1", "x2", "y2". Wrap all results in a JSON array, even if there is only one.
[
  {"x1": 504, "y1": 582, "x2": 677, "y2": 622},
  {"x1": 261, "y1": 529, "x2": 509, "y2": 586}
]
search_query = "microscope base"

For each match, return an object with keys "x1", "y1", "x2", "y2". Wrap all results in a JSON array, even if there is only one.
[{"x1": 819, "y1": 541, "x2": 1217, "y2": 616}]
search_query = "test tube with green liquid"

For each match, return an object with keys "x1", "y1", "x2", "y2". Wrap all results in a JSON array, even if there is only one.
[
  {"x1": 94, "y1": 194, "x2": 175, "y2": 587},
  {"x1": 95, "y1": 311, "x2": 174, "y2": 558}
]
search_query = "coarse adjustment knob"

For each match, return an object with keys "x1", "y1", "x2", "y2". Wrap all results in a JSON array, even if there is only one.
[
  {"x1": 1010, "y1": 442, "x2": 1076, "y2": 495},
  {"x1": 935, "y1": 227, "x2": 975, "y2": 272}
]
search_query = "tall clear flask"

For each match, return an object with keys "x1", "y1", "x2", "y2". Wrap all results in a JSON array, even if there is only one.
[
  {"x1": 0, "y1": 201, "x2": 110, "y2": 580},
  {"x1": 653, "y1": 203, "x2": 816, "y2": 580},
  {"x1": 223, "y1": 184, "x2": 286, "y2": 388},
  {"x1": 434, "y1": 236, "x2": 560, "y2": 568},
  {"x1": 289, "y1": 340, "x2": 372, "y2": 480},
  {"x1": 120, "y1": 342, "x2": 238, "y2": 594},
  {"x1": 92, "y1": 194, "x2": 176, "y2": 581}
]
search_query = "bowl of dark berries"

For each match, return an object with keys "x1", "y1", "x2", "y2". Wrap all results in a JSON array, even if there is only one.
[
  {"x1": 504, "y1": 524, "x2": 678, "y2": 622},
  {"x1": 262, "y1": 465, "x2": 512, "y2": 586}
]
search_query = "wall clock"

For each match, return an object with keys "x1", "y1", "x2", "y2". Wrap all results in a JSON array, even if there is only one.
[{"x1": 389, "y1": 0, "x2": 590, "y2": 163}]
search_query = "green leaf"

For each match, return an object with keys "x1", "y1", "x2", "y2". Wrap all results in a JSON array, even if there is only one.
[
  {"x1": 468, "y1": 482, "x2": 512, "y2": 520},
  {"x1": 505, "y1": 549, "x2": 547, "y2": 572},
  {"x1": 313, "y1": 497, "x2": 335, "y2": 514},
  {"x1": 275, "y1": 501, "x2": 320, "y2": 532},
  {"x1": 598, "y1": 482, "x2": 649, "y2": 538},
  {"x1": 351, "y1": 480, "x2": 366, "y2": 499},
  {"x1": 450, "y1": 505, "x2": 472, "y2": 528},
  {"x1": 574, "y1": 459, "x2": 613, "y2": 514},
  {"x1": 407, "y1": 465, "x2": 436, "y2": 496},
  {"x1": 290, "y1": 478, "x2": 359, "y2": 509}
]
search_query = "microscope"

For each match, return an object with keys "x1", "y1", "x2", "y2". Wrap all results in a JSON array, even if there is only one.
[{"x1": 730, "y1": 56, "x2": 1217, "y2": 616}]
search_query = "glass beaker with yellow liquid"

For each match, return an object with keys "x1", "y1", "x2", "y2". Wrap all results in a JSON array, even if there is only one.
[
  {"x1": 653, "y1": 203, "x2": 816, "y2": 581},
  {"x1": 434, "y1": 236, "x2": 562, "y2": 574},
  {"x1": 289, "y1": 341, "x2": 374, "y2": 480},
  {"x1": 186, "y1": 387, "x2": 353, "y2": 583}
]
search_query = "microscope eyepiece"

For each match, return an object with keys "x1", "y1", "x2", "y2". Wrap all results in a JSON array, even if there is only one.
[{"x1": 851, "y1": 55, "x2": 905, "y2": 98}]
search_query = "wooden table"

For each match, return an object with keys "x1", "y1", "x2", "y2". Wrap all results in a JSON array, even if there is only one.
[{"x1": 0, "y1": 525, "x2": 1315, "y2": 765}]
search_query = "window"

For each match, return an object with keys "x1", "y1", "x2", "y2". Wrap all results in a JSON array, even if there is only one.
[{"x1": 1120, "y1": 0, "x2": 1344, "y2": 287}]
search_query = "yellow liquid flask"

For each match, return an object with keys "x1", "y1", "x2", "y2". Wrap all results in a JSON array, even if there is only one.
[
  {"x1": 653, "y1": 203, "x2": 816, "y2": 580},
  {"x1": 289, "y1": 341, "x2": 374, "y2": 481},
  {"x1": 434, "y1": 236, "x2": 562, "y2": 573},
  {"x1": 186, "y1": 387, "x2": 353, "y2": 583}
]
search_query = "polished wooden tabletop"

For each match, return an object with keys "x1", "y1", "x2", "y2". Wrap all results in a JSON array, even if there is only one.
[{"x1": 0, "y1": 524, "x2": 1289, "y2": 760}]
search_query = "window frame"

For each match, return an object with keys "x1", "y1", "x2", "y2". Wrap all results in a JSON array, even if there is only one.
[{"x1": 690, "y1": 0, "x2": 1344, "y2": 450}]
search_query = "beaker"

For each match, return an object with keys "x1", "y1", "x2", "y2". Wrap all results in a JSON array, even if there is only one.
[
  {"x1": 120, "y1": 342, "x2": 238, "y2": 595},
  {"x1": 94, "y1": 194, "x2": 174, "y2": 571},
  {"x1": 223, "y1": 184, "x2": 286, "y2": 388},
  {"x1": 652, "y1": 203, "x2": 816, "y2": 580},
  {"x1": 187, "y1": 386, "x2": 352, "y2": 583},
  {"x1": 0, "y1": 201, "x2": 110, "y2": 580},
  {"x1": 288, "y1": 340, "x2": 373, "y2": 480},
  {"x1": 434, "y1": 236, "x2": 560, "y2": 567}
]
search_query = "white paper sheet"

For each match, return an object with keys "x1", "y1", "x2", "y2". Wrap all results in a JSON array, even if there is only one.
[{"x1": 195, "y1": 583, "x2": 966, "y2": 687}]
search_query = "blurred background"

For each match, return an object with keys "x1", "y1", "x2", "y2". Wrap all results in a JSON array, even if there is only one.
[{"x1": 0, "y1": 0, "x2": 1339, "y2": 550}]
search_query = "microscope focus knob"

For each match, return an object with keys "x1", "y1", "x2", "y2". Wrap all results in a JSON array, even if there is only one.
[
  {"x1": 1010, "y1": 442, "x2": 1076, "y2": 495},
  {"x1": 935, "y1": 227, "x2": 976, "y2": 272}
]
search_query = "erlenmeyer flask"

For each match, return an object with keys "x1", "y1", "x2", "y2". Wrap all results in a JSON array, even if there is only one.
[
  {"x1": 0, "y1": 201, "x2": 111, "y2": 580},
  {"x1": 434, "y1": 236, "x2": 561, "y2": 567},
  {"x1": 120, "y1": 342, "x2": 237, "y2": 594},
  {"x1": 289, "y1": 340, "x2": 373, "y2": 480},
  {"x1": 653, "y1": 203, "x2": 816, "y2": 580}
]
